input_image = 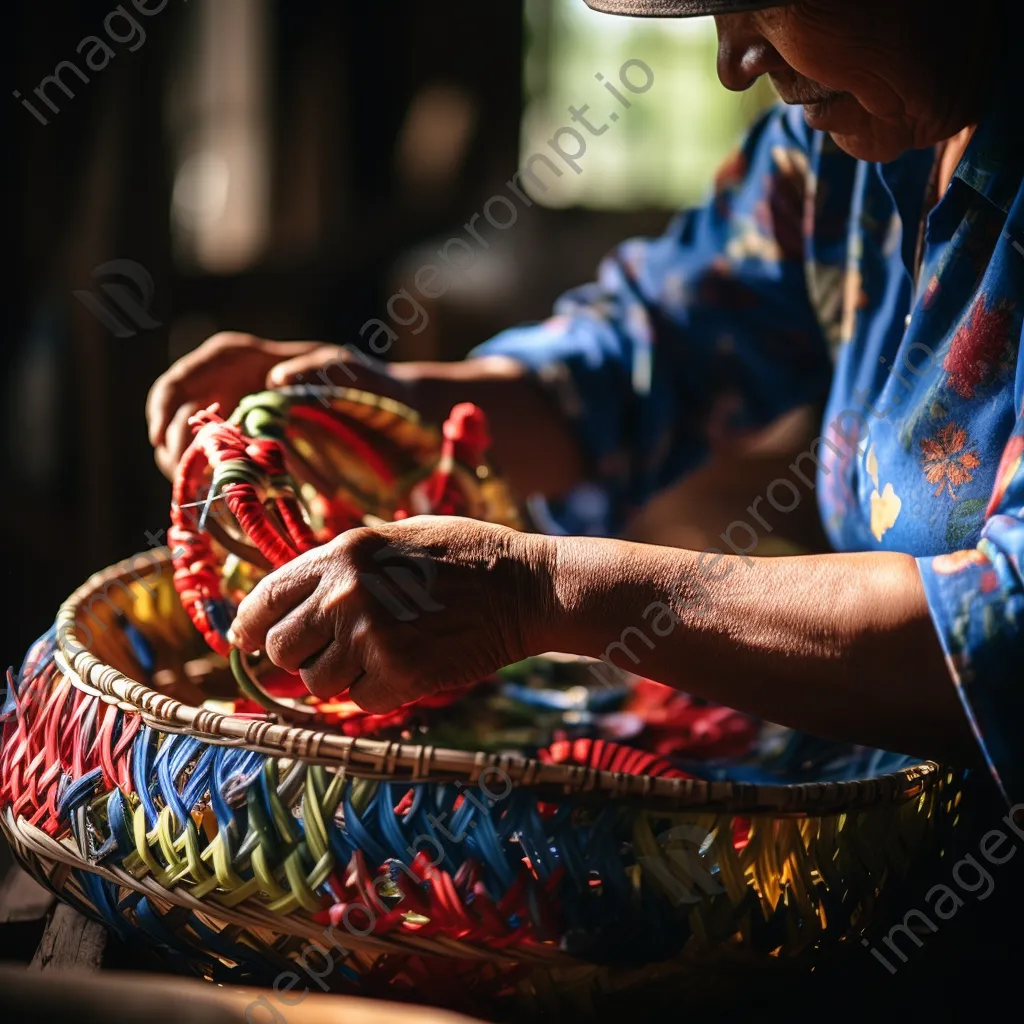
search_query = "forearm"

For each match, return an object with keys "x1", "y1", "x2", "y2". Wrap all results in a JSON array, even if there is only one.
[
  {"x1": 547, "y1": 538, "x2": 980, "y2": 766},
  {"x1": 391, "y1": 356, "x2": 585, "y2": 499}
]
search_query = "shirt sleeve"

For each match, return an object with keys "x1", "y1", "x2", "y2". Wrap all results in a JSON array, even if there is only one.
[
  {"x1": 917, "y1": 387, "x2": 1024, "y2": 805},
  {"x1": 470, "y1": 103, "x2": 834, "y2": 534}
]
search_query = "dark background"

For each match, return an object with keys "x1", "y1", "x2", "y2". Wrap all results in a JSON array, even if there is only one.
[{"x1": 3, "y1": 0, "x2": 678, "y2": 666}]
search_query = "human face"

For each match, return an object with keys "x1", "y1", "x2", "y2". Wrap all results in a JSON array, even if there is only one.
[{"x1": 714, "y1": 0, "x2": 998, "y2": 161}]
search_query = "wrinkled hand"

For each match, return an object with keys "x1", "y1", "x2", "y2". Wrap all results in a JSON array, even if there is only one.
[
  {"x1": 228, "y1": 517, "x2": 558, "y2": 712},
  {"x1": 146, "y1": 332, "x2": 411, "y2": 479}
]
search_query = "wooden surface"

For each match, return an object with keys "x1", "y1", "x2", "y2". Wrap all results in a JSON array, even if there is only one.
[{"x1": 28, "y1": 903, "x2": 107, "y2": 972}]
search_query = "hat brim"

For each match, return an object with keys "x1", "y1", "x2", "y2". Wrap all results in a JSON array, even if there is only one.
[{"x1": 583, "y1": 0, "x2": 791, "y2": 16}]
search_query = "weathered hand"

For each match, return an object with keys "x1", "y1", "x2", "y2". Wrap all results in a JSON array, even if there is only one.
[
  {"x1": 146, "y1": 332, "x2": 412, "y2": 480},
  {"x1": 228, "y1": 516, "x2": 558, "y2": 713}
]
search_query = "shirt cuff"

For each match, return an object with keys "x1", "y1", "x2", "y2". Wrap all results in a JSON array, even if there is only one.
[
  {"x1": 470, "y1": 319, "x2": 632, "y2": 536},
  {"x1": 917, "y1": 542, "x2": 1024, "y2": 804}
]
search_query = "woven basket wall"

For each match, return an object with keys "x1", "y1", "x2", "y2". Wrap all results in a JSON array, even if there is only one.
[{"x1": 0, "y1": 550, "x2": 968, "y2": 1019}]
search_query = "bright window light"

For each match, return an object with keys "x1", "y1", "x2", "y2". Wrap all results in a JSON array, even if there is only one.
[{"x1": 521, "y1": 0, "x2": 775, "y2": 209}]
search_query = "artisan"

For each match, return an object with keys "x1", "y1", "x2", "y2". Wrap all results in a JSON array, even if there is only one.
[{"x1": 148, "y1": 0, "x2": 1024, "y2": 804}]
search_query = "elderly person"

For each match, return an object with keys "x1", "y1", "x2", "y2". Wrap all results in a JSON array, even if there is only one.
[{"x1": 148, "y1": 0, "x2": 1023, "y2": 802}]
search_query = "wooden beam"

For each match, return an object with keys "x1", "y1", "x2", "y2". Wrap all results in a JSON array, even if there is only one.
[{"x1": 28, "y1": 904, "x2": 106, "y2": 972}]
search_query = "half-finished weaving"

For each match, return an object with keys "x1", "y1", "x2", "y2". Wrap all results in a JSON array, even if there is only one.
[{"x1": 1, "y1": 386, "x2": 969, "y2": 1018}]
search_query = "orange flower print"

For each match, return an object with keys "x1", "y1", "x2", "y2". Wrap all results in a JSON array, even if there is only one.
[
  {"x1": 931, "y1": 548, "x2": 989, "y2": 575},
  {"x1": 920, "y1": 422, "x2": 981, "y2": 499},
  {"x1": 942, "y1": 294, "x2": 1016, "y2": 399}
]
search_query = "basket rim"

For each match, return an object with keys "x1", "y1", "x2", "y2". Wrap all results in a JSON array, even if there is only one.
[{"x1": 53, "y1": 550, "x2": 945, "y2": 813}]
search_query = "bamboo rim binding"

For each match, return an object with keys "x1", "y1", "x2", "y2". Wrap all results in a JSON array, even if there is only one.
[{"x1": 54, "y1": 550, "x2": 944, "y2": 813}]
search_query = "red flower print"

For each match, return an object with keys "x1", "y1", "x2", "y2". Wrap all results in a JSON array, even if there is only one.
[
  {"x1": 985, "y1": 433, "x2": 1024, "y2": 516},
  {"x1": 942, "y1": 294, "x2": 1016, "y2": 399},
  {"x1": 920, "y1": 422, "x2": 981, "y2": 499}
]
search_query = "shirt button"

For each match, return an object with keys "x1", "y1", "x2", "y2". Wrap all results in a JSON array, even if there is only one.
[{"x1": 904, "y1": 313, "x2": 912, "y2": 329}]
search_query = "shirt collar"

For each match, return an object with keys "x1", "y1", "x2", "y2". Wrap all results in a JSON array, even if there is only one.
[
  {"x1": 953, "y1": 122, "x2": 1024, "y2": 214},
  {"x1": 952, "y1": 46, "x2": 1024, "y2": 213}
]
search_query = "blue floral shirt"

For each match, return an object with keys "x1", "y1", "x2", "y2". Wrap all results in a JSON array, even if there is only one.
[{"x1": 473, "y1": 98, "x2": 1024, "y2": 803}]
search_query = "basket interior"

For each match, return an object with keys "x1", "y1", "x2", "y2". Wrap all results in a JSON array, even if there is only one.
[{"x1": 72, "y1": 560, "x2": 921, "y2": 790}]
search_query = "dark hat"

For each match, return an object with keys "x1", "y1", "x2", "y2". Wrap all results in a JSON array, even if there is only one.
[{"x1": 583, "y1": 0, "x2": 794, "y2": 15}]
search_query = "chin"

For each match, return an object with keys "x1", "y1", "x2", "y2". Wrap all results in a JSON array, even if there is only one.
[
  {"x1": 827, "y1": 133, "x2": 913, "y2": 163},
  {"x1": 803, "y1": 101, "x2": 915, "y2": 163}
]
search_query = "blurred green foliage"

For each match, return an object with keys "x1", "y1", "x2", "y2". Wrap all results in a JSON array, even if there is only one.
[{"x1": 522, "y1": 0, "x2": 776, "y2": 209}]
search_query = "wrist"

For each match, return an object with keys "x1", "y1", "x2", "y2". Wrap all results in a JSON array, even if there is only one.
[
  {"x1": 540, "y1": 536, "x2": 708, "y2": 660},
  {"x1": 389, "y1": 356, "x2": 527, "y2": 424},
  {"x1": 532, "y1": 534, "x2": 617, "y2": 657},
  {"x1": 390, "y1": 354, "x2": 582, "y2": 502}
]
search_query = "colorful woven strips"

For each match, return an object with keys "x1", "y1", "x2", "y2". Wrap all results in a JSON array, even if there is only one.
[
  {"x1": 0, "y1": 386, "x2": 973, "y2": 1016},
  {"x1": 1, "y1": 614, "x2": 965, "y2": 1012}
]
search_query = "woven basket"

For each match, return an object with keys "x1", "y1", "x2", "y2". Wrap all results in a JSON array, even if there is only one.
[
  {"x1": 1, "y1": 553, "x2": 968, "y2": 1018},
  {"x1": 0, "y1": 387, "x2": 969, "y2": 1019}
]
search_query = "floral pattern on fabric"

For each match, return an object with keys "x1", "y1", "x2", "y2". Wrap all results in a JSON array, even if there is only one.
[
  {"x1": 473, "y1": 99, "x2": 1024, "y2": 803},
  {"x1": 943, "y1": 296, "x2": 1017, "y2": 399},
  {"x1": 920, "y1": 423, "x2": 982, "y2": 499}
]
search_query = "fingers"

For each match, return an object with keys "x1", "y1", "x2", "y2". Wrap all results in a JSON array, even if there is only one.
[
  {"x1": 263, "y1": 602, "x2": 334, "y2": 673},
  {"x1": 153, "y1": 401, "x2": 200, "y2": 481},
  {"x1": 168, "y1": 399, "x2": 200, "y2": 458},
  {"x1": 266, "y1": 347, "x2": 338, "y2": 388},
  {"x1": 229, "y1": 561, "x2": 322, "y2": 652},
  {"x1": 265, "y1": 346, "x2": 395, "y2": 394},
  {"x1": 347, "y1": 640, "x2": 425, "y2": 714},
  {"x1": 154, "y1": 445, "x2": 178, "y2": 482},
  {"x1": 146, "y1": 334, "x2": 300, "y2": 445},
  {"x1": 347, "y1": 670, "x2": 417, "y2": 715},
  {"x1": 299, "y1": 639, "x2": 365, "y2": 699},
  {"x1": 258, "y1": 339, "x2": 325, "y2": 362},
  {"x1": 146, "y1": 373, "x2": 182, "y2": 448}
]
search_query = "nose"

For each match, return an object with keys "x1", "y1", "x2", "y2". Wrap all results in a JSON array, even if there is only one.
[{"x1": 714, "y1": 14, "x2": 788, "y2": 92}]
